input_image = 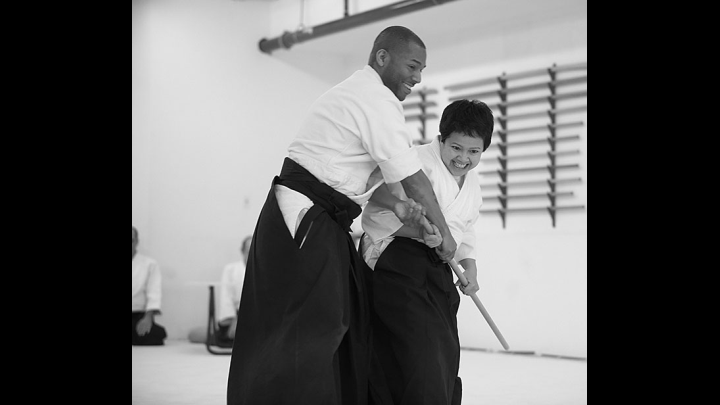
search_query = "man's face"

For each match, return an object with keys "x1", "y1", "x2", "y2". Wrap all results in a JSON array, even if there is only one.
[{"x1": 378, "y1": 42, "x2": 426, "y2": 101}]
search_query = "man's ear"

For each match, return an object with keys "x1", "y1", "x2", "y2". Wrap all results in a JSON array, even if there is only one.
[{"x1": 375, "y1": 49, "x2": 389, "y2": 68}]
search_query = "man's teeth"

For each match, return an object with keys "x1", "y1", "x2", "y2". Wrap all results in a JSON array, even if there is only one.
[{"x1": 404, "y1": 83, "x2": 412, "y2": 90}]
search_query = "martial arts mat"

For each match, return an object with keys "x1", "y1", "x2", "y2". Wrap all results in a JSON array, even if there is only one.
[{"x1": 132, "y1": 340, "x2": 586, "y2": 404}]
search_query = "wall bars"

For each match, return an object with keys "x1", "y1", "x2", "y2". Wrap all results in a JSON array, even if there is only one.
[{"x1": 403, "y1": 61, "x2": 587, "y2": 228}]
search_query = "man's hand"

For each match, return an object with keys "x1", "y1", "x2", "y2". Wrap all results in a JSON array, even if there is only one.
[{"x1": 392, "y1": 198, "x2": 426, "y2": 228}]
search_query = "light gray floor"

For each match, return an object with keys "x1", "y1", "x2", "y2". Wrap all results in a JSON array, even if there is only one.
[{"x1": 133, "y1": 340, "x2": 587, "y2": 405}]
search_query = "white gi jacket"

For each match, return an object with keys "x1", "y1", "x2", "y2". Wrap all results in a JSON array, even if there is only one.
[
  {"x1": 217, "y1": 260, "x2": 246, "y2": 322},
  {"x1": 361, "y1": 135, "x2": 483, "y2": 269},
  {"x1": 132, "y1": 253, "x2": 162, "y2": 313},
  {"x1": 278, "y1": 65, "x2": 423, "y2": 236}
]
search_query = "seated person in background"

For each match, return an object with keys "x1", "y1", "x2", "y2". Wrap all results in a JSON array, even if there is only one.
[
  {"x1": 361, "y1": 99, "x2": 493, "y2": 405},
  {"x1": 216, "y1": 236, "x2": 252, "y2": 342},
  {"x1": 132, "y1": 226, "x2": 167, "y2": 346},
  {"x1": 188, "y1": 235, "x2": 252, "y2": 344}
]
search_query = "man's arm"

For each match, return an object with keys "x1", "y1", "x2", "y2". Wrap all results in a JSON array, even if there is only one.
[
  {"x1": 368, "y1": 181, "x2": 427, "y2": 228},
  {"x1": 400, "y1": 169, "x2": 457, "y2": 261}
]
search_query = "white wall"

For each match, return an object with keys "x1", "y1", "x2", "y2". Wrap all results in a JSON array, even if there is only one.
[
  {"x1": 132, "y1": 0, "x2": 342, "y2": 342},
  {"x1": 415, "y1": 36, "x2": 587, "y2": 358},
  {"x1": 133, "y1": 0, "x2": 586, "y2": 358}
]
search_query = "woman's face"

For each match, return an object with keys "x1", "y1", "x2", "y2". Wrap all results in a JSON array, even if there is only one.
[{"x1": 440, "y1": 131, "x2": 485, "y2": 178}]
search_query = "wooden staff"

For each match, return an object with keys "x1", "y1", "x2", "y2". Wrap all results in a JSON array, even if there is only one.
[
  {"x1": 420, "y1": 218, "x2": 510, "y2": 350},
  {"x1": 448, "y1": 259, "x2": 510, "y2": 351}
]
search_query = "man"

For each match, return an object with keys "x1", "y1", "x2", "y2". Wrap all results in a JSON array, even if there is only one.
[
  {"x1": 132, "y1": 226, "x2": 167, "y2": 345},
  {"x1": 227, "y1": 26, "x2": 456, "y2": 405}
]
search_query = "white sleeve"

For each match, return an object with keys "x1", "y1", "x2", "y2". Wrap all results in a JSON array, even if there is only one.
[
  {"x1": 454, "y1": 206, "x2": 481, "y2": 262},
  {"x1": 144, "y1": 261, "x2": 162, "y2": 313},
  {"x1": 217, "y1": 264, "x2": 238, "y2": 322},
  {"x1": 358, "y1": 98, "x2": 422, "y2": 184},
  {"x1": 361, "y1": 181, "x2": 406, "y2": 243},
  {"x1": 455, "y1": 229, "x2": 476, "y2": 262}
]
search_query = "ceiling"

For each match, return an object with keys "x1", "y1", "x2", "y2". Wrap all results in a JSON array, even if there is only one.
[{"x1": 264, "y1": 0, "x2": 586, "y2": 60}]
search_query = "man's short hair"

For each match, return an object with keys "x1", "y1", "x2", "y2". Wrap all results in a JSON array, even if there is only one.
[{"x1": 368, "y1": 26, "x2": 425, "y2": 65}]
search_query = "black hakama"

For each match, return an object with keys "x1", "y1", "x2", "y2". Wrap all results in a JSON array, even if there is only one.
[
  {"x1": 368, "y1": 237, "x2": 462, "y2": 405},
  {"x1": 227, "y1": 158, "x2": 371, "y2": 405},
  {"x1": 131, "y1": 312, "x2": 167, "y2": 346}
]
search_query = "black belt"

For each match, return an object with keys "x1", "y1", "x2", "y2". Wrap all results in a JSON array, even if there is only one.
[{"x1": 274, "y1": 157, "x2": 362, "y2": 234}]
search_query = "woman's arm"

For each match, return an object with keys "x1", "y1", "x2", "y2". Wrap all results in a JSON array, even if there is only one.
[{"x1": 456, "y1": 258, "x2": 479, "y2": 296}]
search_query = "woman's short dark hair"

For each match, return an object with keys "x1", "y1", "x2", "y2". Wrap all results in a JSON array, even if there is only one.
[{"x1": 439, "y1": 99, "x2": 494, "y2": 152}]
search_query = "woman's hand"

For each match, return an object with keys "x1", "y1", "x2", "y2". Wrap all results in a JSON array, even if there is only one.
[
  {"x1": 455, "y1": 260, "x2": 479, "y2": 296},
  {"x1": 421, "y1": 223, "x2": 442, "y2": 248}
]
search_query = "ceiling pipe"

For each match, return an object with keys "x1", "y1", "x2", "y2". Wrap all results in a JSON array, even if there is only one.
[{"x1": 259, "y1": 0, "x2": 460, "y2": 54}]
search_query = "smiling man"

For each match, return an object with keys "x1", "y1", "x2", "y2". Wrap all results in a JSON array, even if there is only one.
[
  {"x1": 227, "y1": 26, "x2": 457, "y2": 405},
  {"x1": 370, "y1": 29, "x2": 426, "y2": 101}
]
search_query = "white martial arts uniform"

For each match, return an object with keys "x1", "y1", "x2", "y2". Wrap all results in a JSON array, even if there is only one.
[
  {"x1": 217, "y1": 260, "x2": 246, "y2": 323},
  {"x1": 361, "y1": 135, "x2": 483, "y2": 269},
  {"x1": 132, "y1": 253, "x2": 162, "y2": 313},
  {"x1": 277, "y1": 65, "x2": 422, "y2": 237}
]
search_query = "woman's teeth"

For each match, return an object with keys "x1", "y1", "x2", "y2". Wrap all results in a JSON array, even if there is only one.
[{"x1": 453, "y1": 161, "x2": 468, "y2": 169}]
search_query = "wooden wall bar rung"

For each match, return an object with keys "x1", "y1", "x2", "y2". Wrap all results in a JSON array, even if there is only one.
[
  {"x1": 494, "y1": 149, "x2": 580, "y2": 162},
  {"x1": 500, "y1": 67, "x2": 549, "y2": 81},
  {"x1": 481, "y1": 207, "x2": 545, "y2": 213},
  {"x1": 496, "y1": 121, "x2": 583, "y2": 136},
  {"x1": 487, "y1": 134, "x2": 580, "y2": 149},
  {"x1": 483, "y1": 90, "x2": 587, "y2": 109},
  {"x1": 403, "y1": 100, "x2": 437, "y2": 110},
  {"x1": 453, "y1": 76, "x2": 587, "y2": 102},
  {"x1": 476, "y1": 163, "x2": 579, "y2": 176},
  {"x1": 480, "y1": 205, "x2": 585, "y2": 214},
  {"x1": 444, "y1": 76, "x2": 498, "y2": 92},
  {"x1": 405, "y1": 113, "x2": 438, "y2": 122},
  {"x1": 444, "y1": 62, "x2": 587, "y2": 92},
  {"x1": 484, "y1": 191, "x2": 573, "y2": 201},
  {"x1": 552, "y1": 62, "x2": 587, "y2": 72},
  {"x1": 404, "y1": 88, "x2": 438, "y2": 96},
  {"x1": 495, "y1": 105, "x2": 587, "y2": 123},
  {"x1": 479, "y1": 177, "x2": 583, "y2": 189}
]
